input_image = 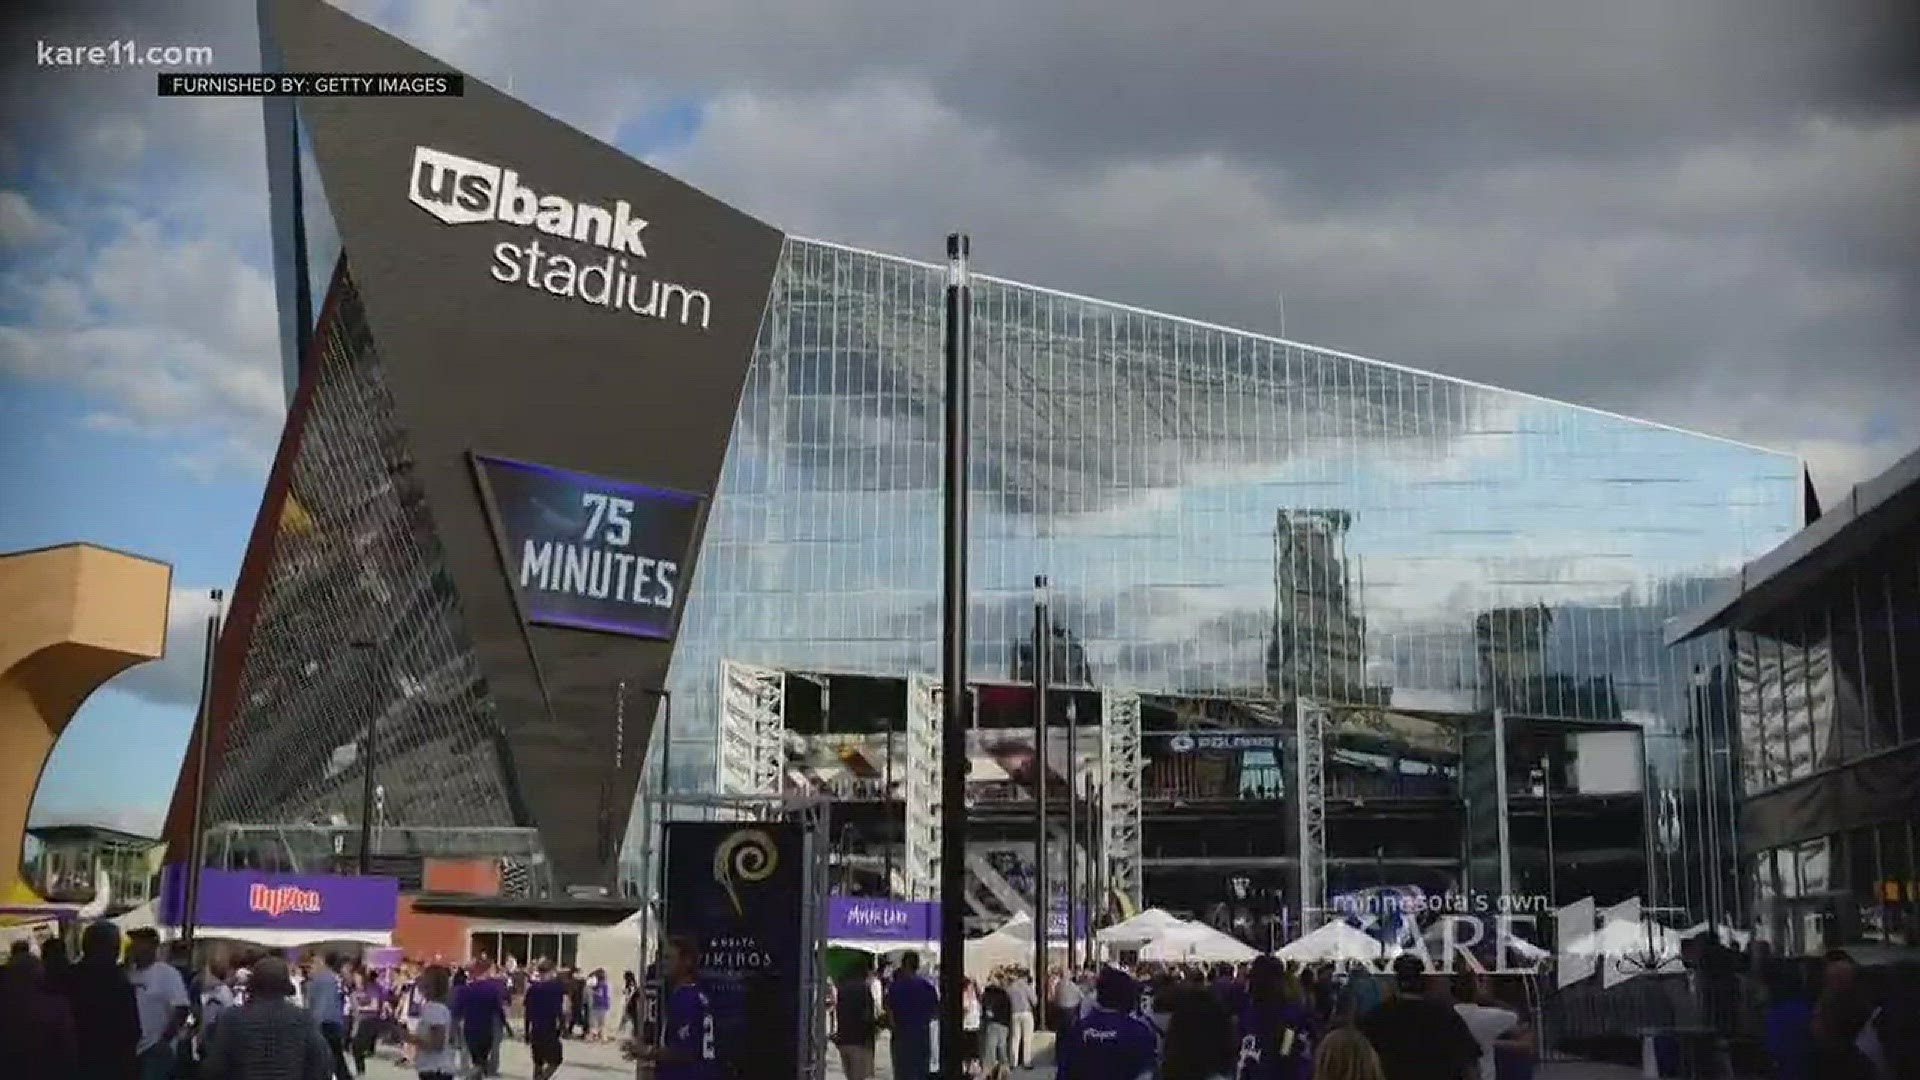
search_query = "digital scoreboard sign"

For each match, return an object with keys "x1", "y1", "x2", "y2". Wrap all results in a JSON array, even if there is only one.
[{"x1": 471, "y1": 453, "x2": 704, "y2": 640}]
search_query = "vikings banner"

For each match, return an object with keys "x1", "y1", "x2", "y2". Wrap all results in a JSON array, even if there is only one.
[{"x1": 662, "y1": 822, "x2": 806, "y2": 1080}]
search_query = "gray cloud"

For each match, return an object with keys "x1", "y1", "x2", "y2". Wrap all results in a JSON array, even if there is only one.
[
  {"x1": 6, "y1": 0, "x2": 1917, "y2": 503},
  {"x1": 107, "y1": 587, "x2": 223, "y2": 709},
  {"x1": 334, "y1": 0, "x2": 1917, "y2": 498}
]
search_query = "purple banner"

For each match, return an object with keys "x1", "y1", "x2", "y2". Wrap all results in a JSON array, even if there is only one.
[
  {"x1": 826, "y1": 897, "x2": 939, "y2": 942},
  {"x1": 159, "y1": 867, "x2": 398, "y2": 931}
]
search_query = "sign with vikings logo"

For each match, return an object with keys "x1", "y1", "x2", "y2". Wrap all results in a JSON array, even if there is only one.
[{"x1": 662, "y1": 822, "x2": 805, "y2": 1080}]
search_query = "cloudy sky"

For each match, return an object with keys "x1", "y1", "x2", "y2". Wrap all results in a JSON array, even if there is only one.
[{"x1": 2, "y1": 0, "x2": 1915, "y2": 833}]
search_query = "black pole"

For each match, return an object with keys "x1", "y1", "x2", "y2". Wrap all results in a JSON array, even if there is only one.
[
  {"x1": 1541, "y1": 756, "x2": 1557, "y2": 911},
  {"x1": 1065, "y1": 694, "x2": 1078, "y2": 969},
  {"x1": 1033, "y1": 574, "x2": 1050, "y2": 1019},
  {"x1": 1691, "y1": 669, "x2": 1715, "y2": 933},
  {"x1": 179, "y1": 589, "x2": 223, "y2": 948},
  {"x1": 654, "y1": 687, "x2": 673, "y2": 797},
  {"x1": 357, "y1": 645, "x2": 378, "y2": 875},
  {"x1": 938, "y1": 232, "x2": 972, "y2": 1080},
  {"x1": 885, "y1": 725, "x2": 896, "y2": 897}
]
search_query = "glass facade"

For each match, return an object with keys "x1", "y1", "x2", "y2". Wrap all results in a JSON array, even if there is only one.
[
  {"x1": 1725, "y1": 503, "x2": 1919, "y2": 951},
  {"x1": 1749, "y1": 821, "x2": 1920, "y2": 953},
  {"x1": 1732, "y1": 535, "x2": 1917, "y2": 797},
  {"x1": 648, "y1": 239, "x2": 1801, "y2": 895}
]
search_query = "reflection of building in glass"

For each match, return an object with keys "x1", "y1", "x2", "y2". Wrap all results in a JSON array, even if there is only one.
[
  {"x1": 1272, "y1": 510, "x2": 1369, "y2": 703},
  {"x1": 1668, "y1": 446, "x2": 1920, "y2": 955},
  {"x1": 1011, "y1": 621, "x2": 1095, "y2": 687}
]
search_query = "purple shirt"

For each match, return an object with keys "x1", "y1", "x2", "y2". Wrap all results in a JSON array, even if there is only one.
[
  {"x1": 1057, "y1": 1007, "x2": 1159, "y2": 1080},
  {"x1": 524, "y1": 979, "x2": 567, "y2": 1033},
  {"x1": 660, "y1": 983, "x2": 718, "y2": 1080},
  {"x1": 885, "y1": 973, "x2": 940, "y2": 1028},
  {"x1": 453, "y1": 977, "x2": 507, "y2": 1039},
  {"x1": 1238, "y1": 1003, "x2": 1318, "y2": 1080}
]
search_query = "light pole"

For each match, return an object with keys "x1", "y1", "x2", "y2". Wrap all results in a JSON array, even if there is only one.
[
  {"x1": 180, "y1": 589, "x2": 224, "y2": 949},
  {"x1": 1032, "y1": 574, "x2": 1051, "y2": 1015},
  {"x1": 1539, "y1": 755, "x2": 1557, "y2": 911},
  {"x1": 1066, "y1": 689, "x2": 1079, "y2": 968},
  {"x1": 1692, "y1": 665, "x2": 1720, "y2": 935},
  {"x1": 351, "y1": 639, "x2": 378, "y2": 874},
  {"x1": 938, "y1": 232, "x2": 973, "y2": 1080}
]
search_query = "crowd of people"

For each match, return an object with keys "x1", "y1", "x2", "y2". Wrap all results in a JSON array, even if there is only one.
[
  {"x1": 0, "y1": 920, "x2": 642, "y2": 1080},
  {"x1": 826, "y1": 947, "x2": 1917, "y2": 1080},
  {"x1": 831, "y1": 952, "x2": 1529, "y2": 1080},
  {"x1": 6, "y1": 917, "x2": 1916, "y2": 1080}
]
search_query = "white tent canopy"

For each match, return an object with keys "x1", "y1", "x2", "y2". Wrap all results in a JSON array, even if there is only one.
[
  {"x1": 1274, "y1": 921, "x2": 1399, "y2": 965},
  {"x1": 1562, "y1": 920, "x2": 1685, "y2": 972},
  {"x1": 965, "y1": 913, "x2": 1063, "y2": 977},
  {"x1": 113, "y1": 900, "x2": 159, "y2": 933},
  {"x1": 1096, "y1": 908, "x2": 1189, "y2": 946},
  {"x1": 168, "y1": 927, "x2": 393, "y2": 949},
  {"x1": 1676, "y1": 922, "x2": 1752, "y2": 949},
  {"x1": 576, "y1": 911, "x2": 644, "y2": 977},
  {"x1": 1138, "y1": 924, "x2": 1260, "y2": 964}
]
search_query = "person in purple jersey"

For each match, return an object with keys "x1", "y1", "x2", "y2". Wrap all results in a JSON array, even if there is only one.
[
  {"x1": 453, "y1": 961, "x2": 512, "y2": 1078},
  {"x1": 1056, "y1": 969, "x2": 1159, "y2": 1080},
  {"x1": 1238, "y1": 957, "x2": 1318, "y2": 1080},
  {"x1": 521, "y1": 960, "x2": 568, "y2": 1080},
  {"x1": 883, "y1": 951, "x2": 940, "y2": 1080},
  {"x1": 631, "y1": 933, "x2": 717, "y2": 1080}
]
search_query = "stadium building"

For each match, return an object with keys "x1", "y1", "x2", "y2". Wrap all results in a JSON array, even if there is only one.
[{"x1": 165, "y1": 0, "x2": 1808, "y2": 940}]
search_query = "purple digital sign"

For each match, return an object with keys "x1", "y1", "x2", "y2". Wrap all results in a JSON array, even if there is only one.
[
  {"x1": 471, "y1": 453, "x2": 704, "y2": 641},
  {"x1": 159, "y1": 868, "x2": 399, "y2": 931}
]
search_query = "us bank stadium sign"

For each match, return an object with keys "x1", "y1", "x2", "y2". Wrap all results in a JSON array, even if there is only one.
[
  {"x1": 471, "y1": 453, "x2": 704, "y2": 640},
  {"x1": 410, "y1": 145, "x2": 715, "y2": 329}
]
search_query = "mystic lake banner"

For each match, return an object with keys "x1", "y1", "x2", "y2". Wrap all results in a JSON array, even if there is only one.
[
  {"x1": 662, "y1": 822, "x2": 806, "y2": 1080},
  {"x1": 472, "y1": 453, "x2": 704, "y2": 640},
  {"x1": 826, "y1": 897, "x2": 939, "y2": 943}
]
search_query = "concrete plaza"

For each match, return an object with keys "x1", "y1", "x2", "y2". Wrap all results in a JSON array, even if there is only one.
[{"x1": 352, "y1": 1030, "x2": 1653, "y2": 1080}]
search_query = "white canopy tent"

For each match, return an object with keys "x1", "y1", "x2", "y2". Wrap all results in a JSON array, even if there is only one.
[
  {"x1": 163, "y1": 926, "x2": 393, "y2": 948},
  {"x1": 1562, "y1": 920, "x2": 1685, "y2": 972},
  {"x1": 964, "y1": 913, "x2": 1064, "y2": 976},
  {"x1": 114, "y1": 900, "x2": 159, "y2": 933},
  {"x1": 1138, "y1": 924, "x2": 1260, "y2": 964},
  {"x1": 1676, "y1": 922, "x2": 1752, "y2": 949},
  {"x1": 575, "y1": 910, "x2": 644, "y2": 977},
  {"x1": 1096, "y1": 908, "x2": 1190, "y2": 947},
  {"x1": 831, "y1": 939, "x2": 941, "y2": 955},
  {"x1": 1274, "y1": 921, "x2": 1400, "y2": 965}
]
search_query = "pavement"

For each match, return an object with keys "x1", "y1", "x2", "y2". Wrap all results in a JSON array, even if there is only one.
[{"x1": 353, "y1": 1031, "x2": 1657, "y2": 1080}]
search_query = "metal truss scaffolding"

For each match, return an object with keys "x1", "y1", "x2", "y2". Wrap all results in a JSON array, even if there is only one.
[
  {"x1": 1294, "y1": 696, "x2": 1328, "y2": 930},
  {"x1": 718, "y1": 661, "x2": 785, "y2": 805},
  {"x1": 903, "y1": 674, "x2": 943, "y2": 901},
  {"x1": 1099, "y1": 689, "x2": 1143, "y2": 914}
]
